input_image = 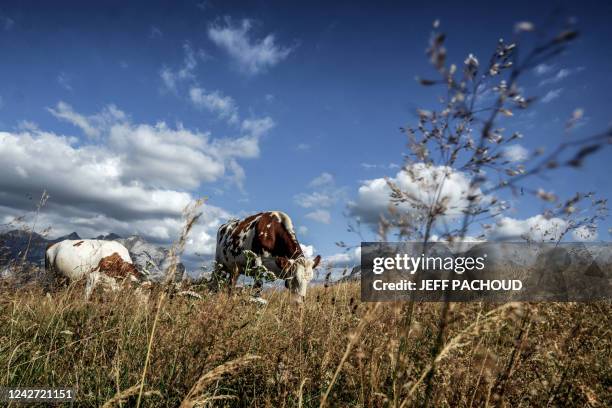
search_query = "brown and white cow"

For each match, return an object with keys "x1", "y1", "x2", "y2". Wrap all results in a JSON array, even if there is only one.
[
  {"x1": 215, "y1": 211, "x2": 321, "y2": 302},
  {"x1": 45, "y1": 239, "x2": 143, "y2": 299}
]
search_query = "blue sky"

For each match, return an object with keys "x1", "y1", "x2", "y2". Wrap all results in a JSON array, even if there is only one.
[{"x1": 0, "y1": 1, "x2": 611, "y2": 272}]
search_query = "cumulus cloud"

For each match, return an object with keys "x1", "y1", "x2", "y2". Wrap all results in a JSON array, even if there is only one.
[
  {"x1": 349, "y1": 164, "x2": 486, "y2": 228},
  {"x1": 308, "y1": 172, "x2": 334, "y2": 188},
  {"x1": 240, "y1": 117, "x2": 275, "y2": 138},
  {"x1": 0, "y1": 103, "x2": 270, "y2": 259},
  {"x1": 294, "y1": 191, "x2": 336, "y2": 209},
  {"x1": 325, "y1": 247, "x2": 361, "y2": 267},
  {"x1": 294, "y1": 173, "x2": 337, "y2": 209},
  {"x1": 295, "y1": 172, "x2": 345, "y2": 224},
  {"x1": 208, "y1": 18, "x2": 293, "y2": 75},
  {"x1": 305, "y1": 209, "x2": 331, "y2": 224},
  {"x1": 189, "y1": 87, "x2": 239, "y2": 124},
  {"x1": 0, "y1": 129, "x2": 231, "y2": 254},
  {"x1": 572, "y1": 225, "x2": 598, "y2": 242},
  {"x1": 300, "y1": 243, "x2": 316, "y2": 258},
  {"x1": 487, "y1": 215, "x2": 568, "y2": 242},
  {"x1": 503, "y1": 144, "x2": 529, "y2": 162},
  {"x1": 541, "y1": 88, "x2": 562, "y2": 104},
  {"x1": 47, "y1": 102, "x2": 271, "y2": 190},
  {"x1": 107, "y1": 122, "x2": 227, "y2": 189}
]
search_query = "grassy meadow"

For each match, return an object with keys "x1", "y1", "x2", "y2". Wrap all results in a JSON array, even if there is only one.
[{"x1": 0, "y1": 279, "x2": 610, "y2": 407}]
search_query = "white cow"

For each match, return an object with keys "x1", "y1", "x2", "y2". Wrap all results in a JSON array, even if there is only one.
[{"x1": 45, "y1": 239, "x2": 142, "y2": 299}]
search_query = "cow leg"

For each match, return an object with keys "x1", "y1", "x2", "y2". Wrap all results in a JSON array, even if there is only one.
[
  {"x1": 209, "y1": 262, "x2": 230, "y2": 292},
  {"x1": 254, "y1": 256, "x2": 263, "y2": 268},
  {"x1": 85, "y1": 272, "x2": 101, "y2": 300},
  {"x1": 250, "y1": 255, "x2": 265, "y2": 297},
  {"x1": 228, "y1": 264, "x2": 240, "y2": 294},
  {"x1": 102, "y1": 275, "x2": 120, "y2": 293},
  {"x1": 253, "y1": 279, "x2": 263, "y2": 297}
]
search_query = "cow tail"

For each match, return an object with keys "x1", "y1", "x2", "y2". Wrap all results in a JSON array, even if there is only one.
[
  {"x1": 44, "y1": 247, "x2": 54, "y2": 291},
  {"x1": 45, "y1": 243, "x2": 61, "y2": 290},
  {"x1": 44, "y1": 250, "x2": 50, "y2": 272},
  {"x1": 45, "y1": 243, "x2": 56, "y2": 271}
]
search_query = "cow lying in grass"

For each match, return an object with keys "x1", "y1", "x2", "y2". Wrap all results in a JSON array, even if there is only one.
[
  {"x1": 215, "y1": 211, "x2": 321, "y2": 303},
  {"x1": 45, "y1": 239, "x2": 143, "y2": 299}
]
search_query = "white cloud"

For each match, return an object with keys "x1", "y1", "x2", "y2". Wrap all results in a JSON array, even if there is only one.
[
  {"x1": 240, "y1": 116, "x2": 275, "y2": 138},
  {"x1": 189, "y1": 87, "x2": 239, "y2": 124},
  {"x1": 107, "y1": 122, "x2": 226, "y2": 189},
  {"x1": 300, "y1": 244, "x2": 316, "y2": 258},
  {"x1": 487, "y1": 215, "x2": 567, "y2": 242},
  {"x1": 208, "y1": 18, "x2": 293, "y2": 75},
  {"x1": 47, "y1": 101, "x2": 127, "y2": 139},
  {"x1": 308, "y1": 172, "x2": 334, "y2": 188},
  {"x1": 298, "y1": 225, "x2": 308, "y2": 235},
  {"x1": 539, "y1": 67, "x2": 584, "y2": 86},
  {"x1": 17, "y1": 120, "x2": 38, "y2": 131},
  {"x1": 541, "y1": 88, "x2": 562, "y2": 104},
  {"x1": 0, "y1": 103, "x2": 269, "y2": 259},
  {"x1": 305, "y1": 209, "x2": 331, "y2": 224},
  {"x1": 48, "y1": 101, "x2": 99, "y2": 138},
  {"x1": 503, "y1": 144, "x2": 529, "y2": 162},
  {"x1": 0, "y1": 130, "x2": 194, "y2": 219},
  {"x1": 46, "y1": 103, "x2": 266, "y2": 189},
  {"x1": 325, "y1": 247, "x2": 361, "y2": 267},
  {"x1": 361, "y1": 163, "x2": 401, "y2": 170},
  {"x1": 57, "y1": 72, "x2": 73, "y2": 91},
  {"x1": 160, "y1": 42, "x2": 198, "y2": 92},
  {"x1": 572, "y1": 225, "x2": 598, "y2": 242},
  {"x1": 295, "y1": 172, "x2": 344, "y2": 225},
  {"x1": 349, "y1": 164, "x2": 486, "y2": 228},
  {"x1": 296, "y1": 143, "x2": 310, "y2": 151},
  {"x1": 534, "y1": 63, "x2": 554, "y2": 76},
  {"x1": 294, "y1": 191, "x2": 336, "y2": 209}
]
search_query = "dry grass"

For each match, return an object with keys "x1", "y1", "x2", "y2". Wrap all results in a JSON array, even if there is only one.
[{"x1": 0, "y1": 280, "x2": 610, "y2": 407}]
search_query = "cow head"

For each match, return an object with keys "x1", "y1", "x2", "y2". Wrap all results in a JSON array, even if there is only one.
[{"x1": 280, "y1": 255, "x2": 321, "y2": 302}]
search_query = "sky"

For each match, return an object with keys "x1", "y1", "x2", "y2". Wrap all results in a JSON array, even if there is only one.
[{"x1": 0, "y1": 0, "x2": 611, "y2": 273}]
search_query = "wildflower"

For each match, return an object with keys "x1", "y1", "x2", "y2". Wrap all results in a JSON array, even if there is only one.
[
  {"x1": 537, "y1": 188, "x2": 557, "y2": 202},
  {"x1": 464, "y1": 53, "x2": 479, "y2": 78}
]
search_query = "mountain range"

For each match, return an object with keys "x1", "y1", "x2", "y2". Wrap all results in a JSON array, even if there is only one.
[{"x1": 0, "y1": 230, "x2": 184, "y2": 282}]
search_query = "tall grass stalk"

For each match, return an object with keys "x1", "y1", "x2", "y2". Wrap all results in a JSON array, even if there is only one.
[{"x1": 136, "y1": 199, "x2": 204, "y2": 408}]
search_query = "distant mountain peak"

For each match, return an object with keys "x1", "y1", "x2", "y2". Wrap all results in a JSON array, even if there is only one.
[
  {"x1": 64, "y1": 232, "x2": 81, "y2": 240},
  {"x1": 96, "y1": 233, "x2": 122, "y2": 241}
]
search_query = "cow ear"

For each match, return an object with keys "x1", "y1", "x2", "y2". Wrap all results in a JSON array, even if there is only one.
[
  {"x1": 276, "y1": 257, "x2": 291, "y2": 271},
  {"x1": 313, "y1": 255, "x2": 321, "y2": 269}
]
